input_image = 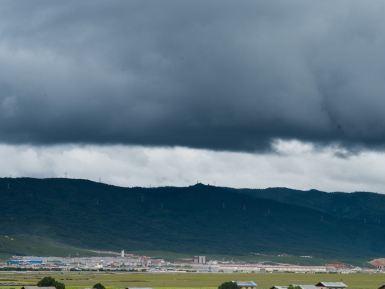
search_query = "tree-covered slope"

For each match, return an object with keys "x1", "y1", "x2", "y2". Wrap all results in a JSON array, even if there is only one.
[
  {"x1": 241, "y1": 187, "x2": 385, "y2": 225},
  {"x1": 0, "y1": 178, "x2": 384, "y2": 258}
]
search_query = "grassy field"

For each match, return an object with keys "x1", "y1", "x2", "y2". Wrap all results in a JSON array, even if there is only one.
[{"x1": 0, "y1": 272, "x2": 384, "y2": 289}]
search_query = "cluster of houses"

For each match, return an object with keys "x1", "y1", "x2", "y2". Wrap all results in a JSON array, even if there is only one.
[
  {"x1": 18, "y1": 283, "x2": 351, "y2": 289},
  {"x1": 22, "y1": 281, "x2": 385, "y2": 289},
  {"x1": 17, "y1": 283, "x2": 347, "y2": 289},
  {"x1": 233, "y1": 281, "x2": 348, "y2": 289}
]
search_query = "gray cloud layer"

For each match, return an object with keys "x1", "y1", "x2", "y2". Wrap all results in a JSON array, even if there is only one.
[
  {"x1": 2, "y1": 142, "x2": 385, "y2": 193},
  {"x1": 1, "y1": 0, "x2": 385, "y2": 151}
]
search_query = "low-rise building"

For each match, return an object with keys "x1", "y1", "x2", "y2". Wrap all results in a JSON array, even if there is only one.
[
  {"x1": 292, "y1": 284, "x2": 318, "y2": 289},
  {"x1": 271, "y1": 286, "x2": 288, "y2": 289},
  {"x1": 233, "y1": 281, "x2": 257, "y2": 289},
  {"x1": 316, "y1": 282, "x2": 347, "y2": 289},
  {"x1": 21, "y1": 287, "x2": 56, "y2": 289}
]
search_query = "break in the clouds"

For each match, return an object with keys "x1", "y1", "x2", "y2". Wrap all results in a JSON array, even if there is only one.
[
  {"x1": 2, "y1": 142, "x2": 385, "y2": 193},
  {"x1": 0, "y1": 0, "x2": 385, "y2": 151}
]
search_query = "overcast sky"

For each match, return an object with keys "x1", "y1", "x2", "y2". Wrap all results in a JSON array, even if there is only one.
[{"x1": 1, "y1": 1, "x2": 385, "y2": 192}]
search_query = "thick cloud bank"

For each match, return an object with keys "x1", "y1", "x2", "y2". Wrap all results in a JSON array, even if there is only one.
[
  {"x1": 2, "y1": 142, "x2": 385, "y2": 193},
  {"x1": 1, "y1": 1, "x2": 385, "y2": 151}
]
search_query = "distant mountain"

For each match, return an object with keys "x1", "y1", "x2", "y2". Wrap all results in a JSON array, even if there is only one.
[
  {"x1": 241, "y1": 187, "x2": 385, "y2": 225},
  {"x1": 0, "y1": 178, "x2": 384, "y2": 260}
]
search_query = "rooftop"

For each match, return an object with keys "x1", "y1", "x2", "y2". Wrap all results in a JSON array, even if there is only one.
[
  {"x1": 22, "y1": 287, "x2": 56, "y2": 289},
  {"x1": 293, "y1": 285, "x2": 318, "y2": 289},
  {"x1": 316, "y1": 282, "x2": 347, "y2": 288},
  {"x1": 234, "y1": 281, "x2": 257, "y2": 287}
]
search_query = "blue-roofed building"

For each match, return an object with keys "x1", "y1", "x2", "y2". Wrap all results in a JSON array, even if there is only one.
[{"x1": 6, "y1": 259, "x2": 43, "y2": 266}]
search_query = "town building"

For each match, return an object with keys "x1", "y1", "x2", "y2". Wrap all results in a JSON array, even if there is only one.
[
  {"x1": 21, "y1": 287, "x2": 56, "y2": 289},
  {"x1": 193, "y1": 256, "x2": 206, "y2": 264},
  {"x1": 316, "y1": 282, "x2": 347, "y2": 289},
  {"x1": 233, "y1": 281, "x2": 257, "y2": 289},
  {"x1": 292, "y1": 285, "x2": 318, "y2": 289}
]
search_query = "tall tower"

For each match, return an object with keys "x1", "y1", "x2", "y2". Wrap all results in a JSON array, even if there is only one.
[{"x1": 121, "y1": 250, "x2": 125, "y2": 258}]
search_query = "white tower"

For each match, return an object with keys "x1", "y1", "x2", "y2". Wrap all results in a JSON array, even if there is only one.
[{"x1": 121, "y1": 250, "x2": 125, "y2": 258}]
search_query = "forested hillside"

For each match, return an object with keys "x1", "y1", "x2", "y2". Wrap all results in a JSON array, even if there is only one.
[{"x1": 0, "y1": 178, "x2": 384, "y2": 259}]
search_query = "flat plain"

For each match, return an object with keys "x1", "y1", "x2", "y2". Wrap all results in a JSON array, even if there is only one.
[{"x1": 0, "y1": 272, "x2": 384, "y2": 289}]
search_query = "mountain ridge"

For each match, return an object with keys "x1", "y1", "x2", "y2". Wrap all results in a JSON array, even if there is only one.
[{"x1": 0, "y1": 177, "x2": 384, "y2": 260}]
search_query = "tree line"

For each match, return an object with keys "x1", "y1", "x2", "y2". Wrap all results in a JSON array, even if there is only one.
[{"x1": 37, "y1": 277, "x2": 105, "y2": 289}]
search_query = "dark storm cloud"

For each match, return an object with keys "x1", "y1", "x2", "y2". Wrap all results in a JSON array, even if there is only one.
[{"x1": 1, "y1": 0, "x2": 385, "y2": 151}]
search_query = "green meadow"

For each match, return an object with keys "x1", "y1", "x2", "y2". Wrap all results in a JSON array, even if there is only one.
[{"x1": 0, "y1": 272, "x2": 384, "y2": 289}]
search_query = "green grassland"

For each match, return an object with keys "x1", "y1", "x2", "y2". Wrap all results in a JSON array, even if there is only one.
[
  {"x1": 0, "y1": 235, "x2": 116, "y2": 260},
  {"x1": 0, "y1": 272, "x2": 384, "y2": 289}
]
